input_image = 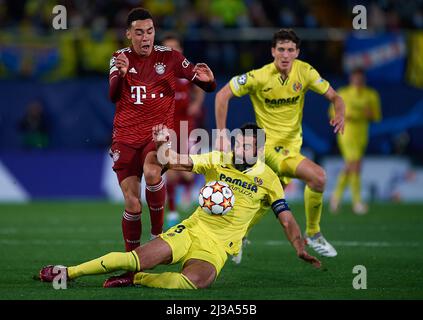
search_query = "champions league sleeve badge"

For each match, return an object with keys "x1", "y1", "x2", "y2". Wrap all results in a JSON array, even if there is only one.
[{"x1": 237, "y1": 74, "x2": 247, "y2": 85}]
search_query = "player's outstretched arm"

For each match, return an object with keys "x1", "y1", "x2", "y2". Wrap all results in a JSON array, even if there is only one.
[
  {"x1": 192, "y1": 63, "x2": 217, "y2": 92},
  {"x1": 324, "y1": 86, "x2": 346, "y2": 135},
  {"x1": 214, "y1": 83, "x2": 234, "y2": 151},
  {"x1": 109, "y1": 53, "x2": 129, "y2": 103},
  {"x1": 276, "y1": 209, "x2": 321, "y2": 268},
  {"x1": 152, "y1": 124, "x2": 194, "y2": 172}
]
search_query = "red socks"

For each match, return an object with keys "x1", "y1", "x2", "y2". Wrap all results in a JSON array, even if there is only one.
[
  {"x1": 122, "y1": 177, "x2": 165, "y2": 246},
  {"x1": 146, "y1": 178, "x2": 166, "y2": 236},
  {"x1": 122, "y1": 210, "x2": 141, "y2": 251}
]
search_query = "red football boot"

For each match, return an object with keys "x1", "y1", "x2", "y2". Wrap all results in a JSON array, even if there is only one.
[
  {"x1": 103, "y1": 272, "x2": 135, "y2": 288},
  {"x1": 39, "y1": 265, "x2": 68, "y2": 282}
]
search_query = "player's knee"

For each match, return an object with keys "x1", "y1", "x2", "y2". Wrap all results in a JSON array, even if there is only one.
[
  {"x1": 186, "y1": 273, "x2": 214, "y2": 289},
  {"x1": 345, "y1": 162, "x2": 354, "y2": 173},
  {"x1": 183, "y1": 268, "x2": 216, "y2": 289},
  {"x1": 310, "y1": 170, "x2": 326, "y2": 192},
  {"x1": 144, "y1": 163, "x2": 162, "y2": 185},
  {"x1": 353, "y1": 161, "x2": 361, "y2": 172},
  {"x1": 124, "y1": 194, "x2": 141, "y2": 212},
  {"x1": 195, "y1": 279, "x2": 213, "y2": 289},
  {"x1": 317, "y1": 171, "x2": 327, "y2": 191}
]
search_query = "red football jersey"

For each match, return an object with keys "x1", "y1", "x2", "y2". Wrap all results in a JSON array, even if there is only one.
[
  {"x1": 109, "y1": 45, "x2": 197, "y2": 146},
  {"x1": 174, "y1": 78, "x2": 192, "y2": 119}
]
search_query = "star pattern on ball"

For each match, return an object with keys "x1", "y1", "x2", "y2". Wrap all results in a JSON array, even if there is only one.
[
  {"x1": 211, "y1": 182, "x2": 224, "y2": 193},
  {"x1": 222, "y1": 197, "x2": 232, "y2": 209},
  {"x1": 203, "y1": 196, "x2": 215, "y2": 210}
]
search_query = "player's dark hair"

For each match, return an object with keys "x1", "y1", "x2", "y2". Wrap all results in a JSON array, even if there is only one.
[
  {"x1": 239, "y1": 123, "x2": 265, "y2": 141},
  {"x1": 160, "y1": 32, "x2": 181, "y2": 46},
  {"x1": 127, "y1": 8, "x2": 153, "y2": 28},
  {"x1": 233, "y1": 123, "x2": 265, "y2": 169},
  {"x1": 272, "y1": 28, "x2": 301, "y2": 48}
]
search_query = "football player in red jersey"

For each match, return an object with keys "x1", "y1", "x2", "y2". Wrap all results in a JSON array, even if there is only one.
[
  {"x1": 108, "y1": 8, "x2": 216, "y2": 252},
  {"x1": 160, "y1": 33, "x2": 206, "y2": 229}
]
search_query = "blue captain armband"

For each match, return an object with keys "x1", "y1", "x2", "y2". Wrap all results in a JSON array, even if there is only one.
[{"x1": 271, "y1": 199, "x2": 290, "y2": 218}]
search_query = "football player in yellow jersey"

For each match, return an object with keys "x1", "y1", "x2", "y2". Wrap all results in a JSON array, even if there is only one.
[
  {"x1": 39, "y1": 123, "x2": 321, "y2": 289},
  {"x1": 329, "y1": 68, "x2": 382, "y2": 215},
  {"x1": 215, "y1": 29, "x2": 346, "y2": 258}
]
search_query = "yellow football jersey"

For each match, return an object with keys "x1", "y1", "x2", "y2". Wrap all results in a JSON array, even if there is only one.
[
  {"x1": 229, "y1": 59, "x2": 330, "y2": 152},
  {"x1": 329, "y1": 85, "x2": 381, "y2": 139},
  {"x1": 187, "y1": 151, "x2": 285, "y2": 255}
]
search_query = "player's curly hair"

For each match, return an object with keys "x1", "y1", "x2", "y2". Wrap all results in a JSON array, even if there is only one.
[
  {"x1": 127, "y1": 8, "x2": 153, "y2": 28},
  {"x1": 272, "y1": 29, "x2": 301, "y2": 48}
]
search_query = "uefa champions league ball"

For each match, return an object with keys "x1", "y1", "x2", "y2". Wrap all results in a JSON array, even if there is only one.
[{"x1": 198, "y1": 181, "x2": 235, "y2": 215}]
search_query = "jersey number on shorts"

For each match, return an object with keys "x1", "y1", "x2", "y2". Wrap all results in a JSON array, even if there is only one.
[{"x1": 174, "y1": 225, "x2": 186, "y2": 233}]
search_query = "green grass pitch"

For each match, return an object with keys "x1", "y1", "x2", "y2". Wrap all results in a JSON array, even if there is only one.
[{"x1": 0, "y1": 201, "x2": 422, "y2": 300}]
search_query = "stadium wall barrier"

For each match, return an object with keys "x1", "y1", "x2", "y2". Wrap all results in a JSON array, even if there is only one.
[
  {"x1": 0, "y1": 151, "x2": 422, "y2": 203},
  {"x1": 322, "y1": 156, "x2": 423, "y2": 203},
  {"x1": 1, "y1": 79, "x2": 423, "y2": 155}
]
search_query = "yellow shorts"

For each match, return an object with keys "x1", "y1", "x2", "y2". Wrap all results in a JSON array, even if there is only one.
[
  {"x1": 337, "y1": 135, "x2": 368, "y2": 162},
  {"x1": 265, "y1": 145, "x2": 306, "y2": 186},
  {"x1": 159, "y1": 218, "x2": 227, "y2": 277}
]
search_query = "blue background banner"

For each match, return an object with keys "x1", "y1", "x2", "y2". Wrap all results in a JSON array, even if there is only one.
[
  {"x1": 344, "y1": 32, "x2": 406, "y2": 82},
  {"x1": 1, "y1": 78, "x2": 423, "y2": 155}
]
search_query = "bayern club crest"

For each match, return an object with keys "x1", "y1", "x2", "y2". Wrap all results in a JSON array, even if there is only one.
[
  {"x1": 112, "y1": 150, "x2": 120, "y2": 162},
  {"x1": 154, "y1": 62, "x2": 166, "y2": 75}
]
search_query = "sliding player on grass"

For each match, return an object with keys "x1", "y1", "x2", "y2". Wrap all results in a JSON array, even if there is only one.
[{"x1": 39, "y1": 123, "x2": 320, "y2": 289}]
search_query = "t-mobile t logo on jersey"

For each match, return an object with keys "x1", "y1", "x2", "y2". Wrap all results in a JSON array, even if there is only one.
[{"x1": 131, "y1": 86, "x2": 164, "y2": 105}]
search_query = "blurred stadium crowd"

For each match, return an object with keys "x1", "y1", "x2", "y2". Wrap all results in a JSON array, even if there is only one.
[
  {"x1": 2, "y1": 0, "x2": 423, "y2": 32},
  {"x1": 1, "y1": 0, "x2": 423, "y2": 78}
]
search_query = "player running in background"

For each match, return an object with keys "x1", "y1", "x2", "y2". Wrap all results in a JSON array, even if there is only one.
[
  {"x1": 108, "y1": 7, "x2": 216, "y2": 253},
  {"x1": 215, "y1": 29, "x2": 345, "y2": 258},
  {"x1": 160, "y1": 33, "x2": 205, "y2": 229},
  {"x1": 329, "y1": 68, "x2": 382, "y2": 215},
  {"x1": 39, "y1": 123, "x2": 321, "y2": 289}
]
